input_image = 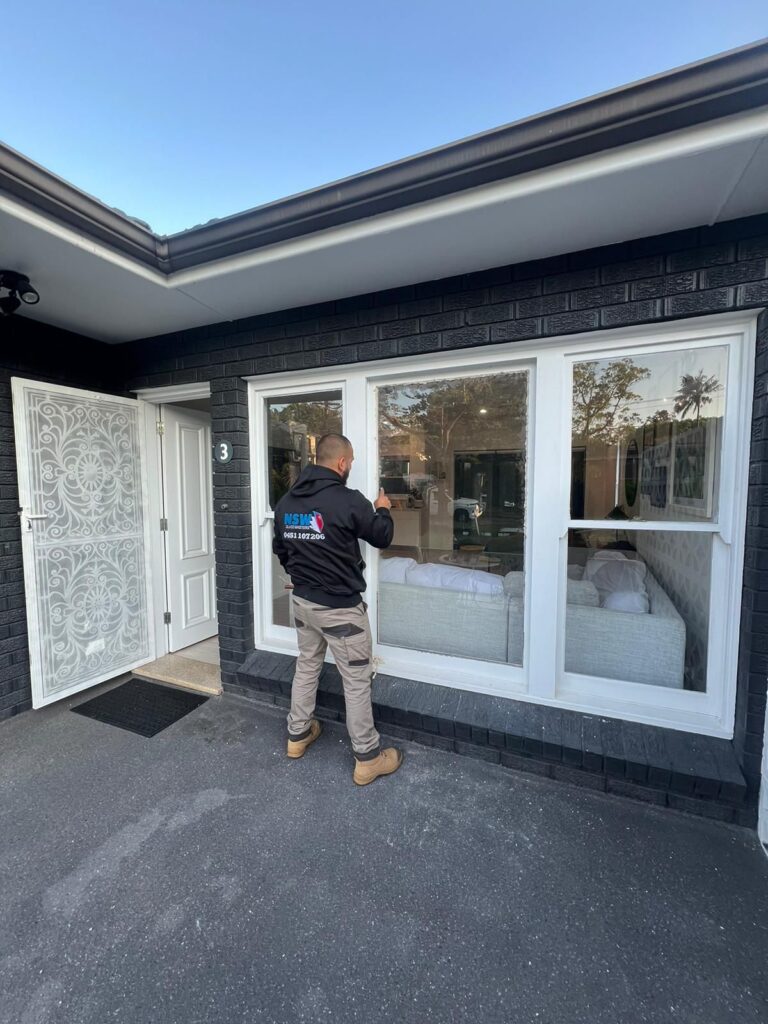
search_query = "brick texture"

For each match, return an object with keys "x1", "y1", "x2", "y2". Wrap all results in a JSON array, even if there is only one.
[
  {"x1": 1, "y1": 214, "x2": 767, "y2": 798},
  {"x1": 117, "y1": 213, "x2": 768, "y2": 792}
]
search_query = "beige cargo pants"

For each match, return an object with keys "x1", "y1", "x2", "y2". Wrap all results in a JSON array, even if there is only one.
[{"x1": 289, "y1": 596, "x2": 380, "y2": 758}]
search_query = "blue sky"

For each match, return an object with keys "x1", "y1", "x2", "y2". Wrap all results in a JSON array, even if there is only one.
[{"x1": 2, "y1": 1, "x2": 767, "y2": 235}]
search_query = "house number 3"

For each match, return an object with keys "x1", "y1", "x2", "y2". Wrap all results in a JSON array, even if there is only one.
[{"x1": 214, "y1": 440, "x2": 233, "y2": 464}]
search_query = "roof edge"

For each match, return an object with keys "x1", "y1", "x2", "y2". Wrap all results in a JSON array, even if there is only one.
[
  {"x1": 0, "y1": 142, "x2": 163, "y2": 268},
  {"x1": 1, "y1": 38, "x2": 767, "y2": 274}
]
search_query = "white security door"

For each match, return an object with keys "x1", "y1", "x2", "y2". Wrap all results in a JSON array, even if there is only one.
[
  {"x1": 12, "y1": 378, "x2": 155, "y2": 707},
  {"x1": 162, "y1": 406, "x2": 217, "y2": 651}
]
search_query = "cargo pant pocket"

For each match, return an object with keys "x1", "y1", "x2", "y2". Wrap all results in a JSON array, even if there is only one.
[{"x1": 343, "y1": 630, "x2": 371, "y2": 670}]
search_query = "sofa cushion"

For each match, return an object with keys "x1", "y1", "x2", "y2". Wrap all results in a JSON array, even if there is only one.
[
  {"x1": 406, "y1": 561, "x2": 504, "y2": 597},
  {"x1": 568, "y1": 579, "x2": 600, "y2": 607},
  {"x1": 379, "y1": 581, "x2": 509, "y2": 662},
  {"x1": 602, "y1": 589, "x2": 650, "y2": 614},
  {"x1": 503, "y1": 571, "x2": 524, "y2": 598},
  {"x1": 503, "y1": 571, "x2": 599, "y2": 606},
  {"x1": 379, "y1": 556, "x2": 417, "y2": 584}
]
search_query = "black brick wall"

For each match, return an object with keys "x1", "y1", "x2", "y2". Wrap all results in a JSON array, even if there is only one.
[
  {"x1": 210, "y1": 377, "x2": 254, "y2": 683},
  {"x1": 0, "y1": 316, "x2": 116, "y2": 719},
  {"x1": 1, "y1": 214, "x2": 765, "y2": 798},
  {"x1": 737, "y1": 307, "x2": 768, "y2": 790},
  {"x1": 120, "y1": 212, "x2": 768, "y2": 793}
]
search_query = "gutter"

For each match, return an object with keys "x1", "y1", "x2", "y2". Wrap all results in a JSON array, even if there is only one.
[
  {"x1": 2, "y1": 38, "x2": 767, "y2": 274},
  {"x1": 0, "y1": 144, "x2": 164, "y2": 270}
]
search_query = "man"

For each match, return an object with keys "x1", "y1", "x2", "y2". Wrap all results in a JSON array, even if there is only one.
[{"x1": 272, "y1": 433, "x2": 404, "y2": 785}]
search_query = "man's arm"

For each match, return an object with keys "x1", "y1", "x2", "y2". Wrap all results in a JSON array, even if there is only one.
[{"x1": 352, "y1": 488, "x2": 394, "y2": 549}]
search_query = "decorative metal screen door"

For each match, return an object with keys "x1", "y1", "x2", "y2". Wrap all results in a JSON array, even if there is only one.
[{"x1": 12, "y1": 378, "x2": 155, "y2": 707}]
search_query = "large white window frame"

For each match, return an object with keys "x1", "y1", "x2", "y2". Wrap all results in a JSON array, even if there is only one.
[{"x1": 247, "y1": 312, "x2": 756, "y2": 737}]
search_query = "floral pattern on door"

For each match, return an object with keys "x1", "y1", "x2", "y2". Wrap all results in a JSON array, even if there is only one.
[{"x1": 23, "y1": 388, "x2": 151, "y2": 695}]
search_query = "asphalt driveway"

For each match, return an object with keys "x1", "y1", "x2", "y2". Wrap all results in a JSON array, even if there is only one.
[{"x1": 1, "y1": 687, "x2": 767, "y2": 1024}]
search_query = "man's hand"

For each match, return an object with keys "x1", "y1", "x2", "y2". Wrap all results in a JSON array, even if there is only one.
[{"x1": 374, "y1": 487, "x2": 391, "y2": 510}]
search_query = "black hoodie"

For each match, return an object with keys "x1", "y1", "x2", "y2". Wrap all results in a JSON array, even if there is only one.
[{"x1": 272, "y1": 465, "x2": 394, "y2": 608}]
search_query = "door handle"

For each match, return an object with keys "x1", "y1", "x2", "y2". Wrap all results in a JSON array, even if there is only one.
[
  {"x1": 20, "y1": 511, "x2": 49, "y2": 530},
  {"x1": 20, "y1": 512, "x2": 48, "y2": 536}
]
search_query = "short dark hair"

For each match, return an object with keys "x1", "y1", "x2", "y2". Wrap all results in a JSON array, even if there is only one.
[{"x1": 316, "y1": 433, "x2": 352, "y2": 464}]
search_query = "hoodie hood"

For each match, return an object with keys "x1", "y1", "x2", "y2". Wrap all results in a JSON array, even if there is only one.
[{"x1": 290, "y1": 464, "x2": 345, "y2": 498}]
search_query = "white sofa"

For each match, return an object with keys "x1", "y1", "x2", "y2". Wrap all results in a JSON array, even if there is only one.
[{"x1": 377, "y1": 565, "x2": 686, "y2": 688}]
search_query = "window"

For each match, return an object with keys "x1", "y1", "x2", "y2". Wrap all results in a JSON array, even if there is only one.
[
  {"x1": 565, "y1": 345, "x2": 729, "y2": 695},
  {"x1": 565, "y1": 529, "x2": 712, "y2": 691},
  {"x1": 571, "y1": 347, "x2": 727, "y2": 523},
  {"x1": 266, "y1": 391, "x2": 343, "y2": 508},
  {"x1": 249, "y1": 317, "x2": 753, "y2": 736},
  {"x1": 265, "y1": 390, "x2": 343, "y2": 628},
  {"x1": 376, "y1": 371, "x2": 528, "y2": 666}
]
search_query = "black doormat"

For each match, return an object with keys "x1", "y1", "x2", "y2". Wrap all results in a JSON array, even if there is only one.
[{"x1": 72, "y1": 678, "x2": 208, "y2": 737}]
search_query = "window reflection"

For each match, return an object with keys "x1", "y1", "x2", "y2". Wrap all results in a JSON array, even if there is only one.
[
  {"x1": 571, "y1": 348, "x2": 726, "y2": 522},
  {"x1": 377, "y1": 372, "x2": 528, "y2": 665},
  {"x1": 267, "y1": 391, "x2": 343, "y2": 509}
]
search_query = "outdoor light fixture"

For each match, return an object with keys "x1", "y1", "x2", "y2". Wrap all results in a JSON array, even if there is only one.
[{"x1": 0, "y1": 270, "x2": 40, "y2": 317}]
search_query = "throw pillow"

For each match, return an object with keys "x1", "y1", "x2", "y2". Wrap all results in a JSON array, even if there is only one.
[
  {"x1": 406, "y1": 561, "x2": 504, "y2": 597},
  {"x1": 379, "y1": 556, "x2": 417, "y2": 584},
  {"x1": 584, "y1": 551, "x2": 647, "y2": 601},
  {"x1": 602, "y1": 590, "x2": 650, "y2": 614}
]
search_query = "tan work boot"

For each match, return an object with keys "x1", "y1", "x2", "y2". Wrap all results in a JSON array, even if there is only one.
[
  {"x1": 286, "y1": 720, "x2": 322, "y2": 759},
  {"x1": 353, "y1": 747, "x2": 404, "y2": 786}
]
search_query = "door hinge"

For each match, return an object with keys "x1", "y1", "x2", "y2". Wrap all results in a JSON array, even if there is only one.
[
  {"x1": 160, "y1": 517, "x2": 168, "y2": 532},
  {"x1": 163, "y1": 611, "x2": 171, "y2": 625},
  {"x1": 156, "y1": 420, "x2": 165, "y2": 436}
]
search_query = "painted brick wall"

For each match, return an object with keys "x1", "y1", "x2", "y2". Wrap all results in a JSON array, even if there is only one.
[
  {"x1": 119, "y1": 211, "x2": 768, "y2": 791},
  {"x1": 737, "y1": 306, "x2": 768, "y2": 790},
  {"x1": 210, "y1": 377, "x2": 254, "y2": 682},
  {"x1": 0, "y1": 316, "x2": 116, "y2": 719}
]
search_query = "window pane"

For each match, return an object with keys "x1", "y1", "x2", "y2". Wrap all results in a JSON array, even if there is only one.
[
  {"x1": 271, "y1": 524, "x2": 293, "y2": 628},
  {"x1": 267, "y1": 391, "x2": 343, "y2": 509},
  {"x1": 565, "y1": 528, "x2": 712, "y2": 691},
  {"x1": 571, "y1": 347, "x2": 727, "y2": 522},
  {"x1": 377, "y1": 372, "x2": 527, "y2": 666}
]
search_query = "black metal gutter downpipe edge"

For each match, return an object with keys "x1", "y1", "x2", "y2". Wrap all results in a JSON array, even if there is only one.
[{"x1": 1, "y1": 38, "x2": 767, "y2": 274}]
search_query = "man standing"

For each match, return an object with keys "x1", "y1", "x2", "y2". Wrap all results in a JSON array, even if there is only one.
[{"x1": 272, "y1": 433, "x2": 403, "y2": 785}]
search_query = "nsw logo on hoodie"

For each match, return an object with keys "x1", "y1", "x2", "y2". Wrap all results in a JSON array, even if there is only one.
[{"x1": 283, "y1": 510, "x2": 325, "y2": 540}]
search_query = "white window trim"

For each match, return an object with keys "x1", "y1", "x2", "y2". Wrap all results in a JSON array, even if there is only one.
[{"x1": 246, "y1": 312, "x2": 757, "y2": 737}]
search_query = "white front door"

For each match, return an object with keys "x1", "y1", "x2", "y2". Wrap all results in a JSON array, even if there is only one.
[
  {"x1": 161, "y1": 406, "x2": 217, "y2": 651},
  {"x1": 12, "y1": 378, "x2": 155, "y2": 707}
]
